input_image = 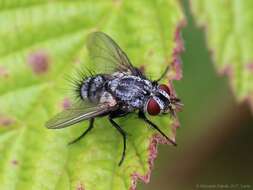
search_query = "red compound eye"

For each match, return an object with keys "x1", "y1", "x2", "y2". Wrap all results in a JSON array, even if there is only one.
[
  {"x1": 159, "y1": 84, "x2": 171, "y2": 95},
  {"x1": 147, "y1": 98, "x2": 160, "y2": 116}
]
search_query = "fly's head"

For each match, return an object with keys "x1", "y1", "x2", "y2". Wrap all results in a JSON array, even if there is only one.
[{"x1": 144, "y1": 83, "x2": 183, "y2": 117}]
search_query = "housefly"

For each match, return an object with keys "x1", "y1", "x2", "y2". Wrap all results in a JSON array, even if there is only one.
[{"x1": 45, "y1": 32, "x2": 183, "y2": 166}]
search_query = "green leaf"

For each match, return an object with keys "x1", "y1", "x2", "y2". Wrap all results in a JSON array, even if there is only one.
[
  {"x1": 0, "y1": 1, "x2": 184, "y2": 190},
  {"x1": 191, "y1": 0, "x2": 253, "y2": 109}
]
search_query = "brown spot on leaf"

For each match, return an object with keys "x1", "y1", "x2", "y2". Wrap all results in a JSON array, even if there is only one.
[
  {"x1": 147, "y1": 49, "x2": 155, "y2": 57},
  {"x1": 61, "y1": 97, "x2": 71, "y2": 110},
  {"x1": 112, "y1": 0, "x2": 122, "y2": 7},
  {"x1": 74, "y1": 58, "x2": 81, "y2": 65},
  {"x1": 219, "y1": 64, "x2": 233, "y2": 77},
  {"x1": 11, "y1": 160, "x2": 19, "y2": 166},
  {"x1": 27, "y1": 50, "x2": 50, "y2": 75},
  {"x1": 0, "y1": 66, "x2": 9, "y2": 78},
  {"x1": 246, "y1": 63, "x2": 253, "y2": 72},
  {"x1": 76, "y1": 182, "x2": 84, "y2": 190},
  {"x1": 0, "y1": 115, "x2": 14, "y2": 127}
]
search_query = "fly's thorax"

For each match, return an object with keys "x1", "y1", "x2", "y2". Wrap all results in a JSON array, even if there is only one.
[
  {"x1": 108, "y1": 75, "x2": 153, "y2": 94},
  {"x1": 107, "y1": 74, "x2": 153, "y2": 109}
]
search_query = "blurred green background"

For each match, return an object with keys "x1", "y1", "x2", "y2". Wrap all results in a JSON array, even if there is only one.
[{"x1": 139, "y1": 1, "x2": 253, "y2": 190}]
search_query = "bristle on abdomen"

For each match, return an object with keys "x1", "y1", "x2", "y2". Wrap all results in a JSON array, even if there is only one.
[{"x1": 65, "y1": 67, "x2": 96, "y2": 100}]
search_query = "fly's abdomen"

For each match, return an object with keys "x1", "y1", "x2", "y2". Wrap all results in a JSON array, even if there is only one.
[{"x1": 80, "y1": 75, "x2": 107, "y2": 103}]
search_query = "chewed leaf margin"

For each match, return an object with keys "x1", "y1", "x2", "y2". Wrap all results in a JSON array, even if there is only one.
[
  {"x1": 129, "y1": 19, "x2": 186, "y2": 190},
  {"x1": 190, "y1": 0, "x2": 253, "y2": 112}
]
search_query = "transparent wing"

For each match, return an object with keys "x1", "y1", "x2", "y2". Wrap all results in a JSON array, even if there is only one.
[
  {"x1": 45, "y1": 101, "x2": 117, "y2": 129},
  {"x1": 87, "y1": 32, "x2": 142, "y2": 76}
]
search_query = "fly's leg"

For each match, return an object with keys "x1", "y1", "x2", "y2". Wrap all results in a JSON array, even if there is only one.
[
  {"x1": 68, "y1": 118, "x2": 95, "y2": 145},
  {"x1": 155, "y1": 65, "x2": 169, "y2": 82},
  {"x1": 138, "y1": 111, "x2": 177, "y2": 146},
  {"x1": 109, "y1": 117, "x2": 127, "y2": 166}
]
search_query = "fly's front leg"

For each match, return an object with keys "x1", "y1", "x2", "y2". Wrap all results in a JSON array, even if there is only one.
[
  {"x1": 109, "y1": 114, "x2": 127, "y2": 166},
  {"x1": 68, "y1": 118, "x2": 95, "y2": 145},
  {"x1": 138, "y1": 111, "x2": 177, "y2": 146},
  {"x1": 155, "y1": 65, "x2": 170, "y2": 82}
]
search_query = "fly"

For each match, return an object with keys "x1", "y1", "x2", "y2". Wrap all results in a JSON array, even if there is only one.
[{"x1": 45, "y1": 32, "x2": 183, "y2": 166}]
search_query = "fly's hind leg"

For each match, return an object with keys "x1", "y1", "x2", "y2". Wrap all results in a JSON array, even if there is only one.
[
  {"x1": 68, "y1": 118, "x2": 95, "y2": 145},
  {"x1": 138, "y1": 111, "x2": 177, "y2": 146},
  {"x1": 109, "y1": 115, "x2": 127, "y2": 166}
]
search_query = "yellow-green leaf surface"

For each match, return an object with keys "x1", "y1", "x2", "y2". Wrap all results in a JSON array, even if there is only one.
[
  {"x1": 0, "y1": 1, "x2": 184, "y2": 190},
  {"x1": 191, "y1": 0, "x2": 253, "y2": 109}
]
